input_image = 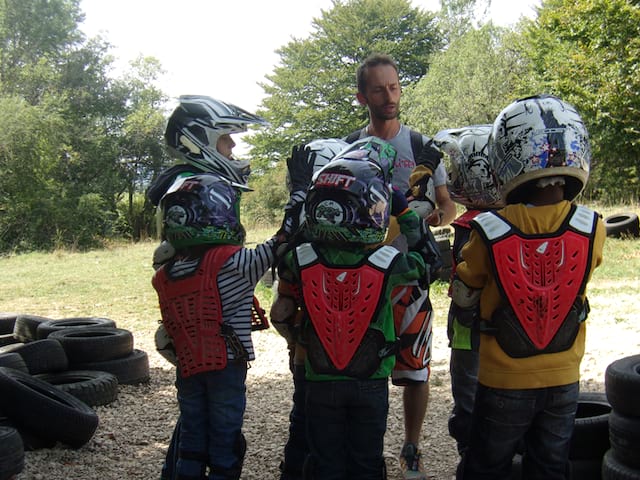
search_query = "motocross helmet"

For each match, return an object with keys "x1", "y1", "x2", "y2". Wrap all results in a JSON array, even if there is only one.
[
  {"x1": 489, "y1": 94, "x2": 591, "y2": 204},
  {"x1": 160, "y1": 173, "x2": 246, "y2": 248},
  {"x1": 435, "y1": 124, "x2": 503, "y2": 209},
  {"x1": 304, "y1": 137, "x2": 395, "y2": 245},
  {"x1": 164, "y1": 95, "x2": 268, "y2": 186},
  {"x1": 286, "y1": 138, "x2": 349, "y2": 193}
]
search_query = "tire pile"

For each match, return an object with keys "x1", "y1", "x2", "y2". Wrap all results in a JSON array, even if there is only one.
[
  {"x1": 603, "y1": 354, "x2": 640, "y2": 479},
  {"x1": 0, "y1": 313, "x2": 150, "y2": 480}
]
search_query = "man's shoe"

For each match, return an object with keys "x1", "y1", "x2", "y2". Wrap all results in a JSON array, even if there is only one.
[{"x1": 399, "y1": 443, "x2": 427, "y2": 480}]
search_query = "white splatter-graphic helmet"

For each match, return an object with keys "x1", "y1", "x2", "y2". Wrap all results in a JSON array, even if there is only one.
[{"x1": 489, "y1": 94, "x2": 590, "y2": 204}]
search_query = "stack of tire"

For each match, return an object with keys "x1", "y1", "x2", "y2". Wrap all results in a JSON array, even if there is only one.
[
  {"x1": 602, "y1": 354, "x2": 640, "y2": 479},
  {"x1": 0, "y1": 313, "x2": 150, "y2": 479}
]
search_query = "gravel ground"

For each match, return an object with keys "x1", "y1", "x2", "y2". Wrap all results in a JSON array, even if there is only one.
[{"x1": 14, "y1": 300, "x2": 640, "y2": 480}]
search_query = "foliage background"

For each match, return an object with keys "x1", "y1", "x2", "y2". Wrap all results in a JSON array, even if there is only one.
[{"x1": 0, "y1": 0, "x2": 638, "y2": 252}]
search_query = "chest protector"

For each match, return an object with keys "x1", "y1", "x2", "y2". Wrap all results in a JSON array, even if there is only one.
[
  {"x1": 295, "y1": 243, "x2": 399, "y2": 378},
  {"x1": 152, "y1": 245, "x2": 240, "y2": 377},
  {"x1": 472, "y1": 205, "x2": 597, "y2": 357}
]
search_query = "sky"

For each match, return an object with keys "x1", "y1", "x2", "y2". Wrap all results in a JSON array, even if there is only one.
[{"x1": 79, "y1": 0, "x2": 540, "y2": 115}]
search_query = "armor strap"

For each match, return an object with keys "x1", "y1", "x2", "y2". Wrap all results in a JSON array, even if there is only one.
[
  {"x1": 452, "y1": 209, "x2": 482, "y2": 230},
  {"x1": 296, "y1": 244, "x2": 399, "y2": 371},
  {"x1": 472, "y1": 205, "x2": 597, "y2": 352},
  {"x1": 152, "y1": 245, "x2": 241, "y2": 377}
]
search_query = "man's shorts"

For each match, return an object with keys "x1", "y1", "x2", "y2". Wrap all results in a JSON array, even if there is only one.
[{"x1": 391, "y1": 283, "x2": 432, "y2": 385}]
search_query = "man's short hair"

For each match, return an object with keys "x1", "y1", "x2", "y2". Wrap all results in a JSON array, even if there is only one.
[{"x1": 356, "y1": 53, "x2": 399, "y2": 95}]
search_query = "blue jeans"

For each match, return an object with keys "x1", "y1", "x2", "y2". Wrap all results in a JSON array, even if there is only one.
[
  {"x1": 457, "y1": 382, "x2": 579, "y2": 480},
  {"x1": 305, "y1": 378, "x2": 388, "y2": 480},
  {"x1": 175, "y1": 361, "x2": 248, "y2": 480},
  {"x1": 448, "y1": 347, "x2": 479, "y2": 454},
  {"x1": 280, "y1": 364, "x2": 308, "y2": 480}
]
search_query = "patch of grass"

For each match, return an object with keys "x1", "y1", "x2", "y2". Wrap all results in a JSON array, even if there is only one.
[{"x1": 0, "y1": 204, "x2": 638, "y2": 333}]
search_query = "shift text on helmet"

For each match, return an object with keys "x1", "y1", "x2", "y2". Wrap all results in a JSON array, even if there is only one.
[{"x1": 315, "y1": 173, "x2": 356, "y2": 189}]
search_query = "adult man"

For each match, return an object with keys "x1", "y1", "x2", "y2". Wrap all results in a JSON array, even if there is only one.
[{"x1": 349, "y1": 53, "x2": 456, "y2": 480}]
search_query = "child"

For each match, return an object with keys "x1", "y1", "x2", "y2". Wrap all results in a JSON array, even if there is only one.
[
  {"x1": 151, "y1": 173, "x2": 286, "y2": 480},
  {"x1": 278, "y1": 137, "x2": 429, "y2": 479},
  {"x1": 452, "y1": 95, "x2": 605, "y2": 479},
  {"x1": 269, "y1": 137, "x2": 349, "y2": 480},
  {"x1": 148, "y1": 96, "x2": 269, "y2": 480},
  {"x1": 433, "y1": 124, "x2": 502, "y2": 455}
]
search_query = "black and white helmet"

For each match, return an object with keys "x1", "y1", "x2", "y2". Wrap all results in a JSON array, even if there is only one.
[
  {"x1": 164, "y1": 95, "x2": 268, "y2": 186},
  {"x1": 435, "y1": 124, "x2": 503, "y2": 209},
  {"x1": 306, "y1": 138, "x2": 349, "y2": 175},
  {"x1": 489, "y1": 94, "x2": 591, "y2": 203}
]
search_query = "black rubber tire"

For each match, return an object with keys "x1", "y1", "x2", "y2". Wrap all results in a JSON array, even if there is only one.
[
  {"x1": 0, "y1": 353, "x2": 28, "y2": 374},
  {"x1": 36, "y1": 370, "x2": 119, "y2": 407},
  {"x1": 36, "y1": 316, "x2": 117, "y2": 340},
  {"x1": 0, "y1": 416, "x2": 56, "y2": 451},
  {"x1": 602, "y1": 449, "x2": 640, "y2": 480},
  {"x1": 604, "y1": 213, "x2": 640, "y2": 238},
  {"x1": 608, "y1": 410, "x2": 640, "y2": 470},
  {"x1": 0, "y1": 334, "x2": 18, "y2": 347},
  {"x1": 49, "y1": 327, "x2": 134, "y2": 363},
  {"x1": 0, "y1": 367, "x2": 99, "y2": 448},
  {"x1": 570, "y1": 391, "x2": 611, "y2": 460},
  {"x1": 0, "y1": 313, "x2": 18, "y2": 335},
  {"x1": 605, "y1": 354, "x2": 640, "y2": 417},
  {"x1": 5, "y1": 338, "x2": 69, "y2": 374},
  {"x1": 12, "y1": 314, "x2": 53, "y2": 343},
  {"x1": 571, "y1": 458, "x2": 604, "y2": 480},
  {"x1": 0, "y1": 425, "x2": 24, "y2": 480},
  {"x1": 71, "y1": 348, "x2": 150, "y2": 385}
]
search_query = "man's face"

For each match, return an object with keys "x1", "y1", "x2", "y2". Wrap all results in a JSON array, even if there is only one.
[
  {"x1": 359, "y1": 64, "x2": 401, "y2": 121},
  {"x1": 216, "y1": 134, "x2": 236, "y2": 159}
]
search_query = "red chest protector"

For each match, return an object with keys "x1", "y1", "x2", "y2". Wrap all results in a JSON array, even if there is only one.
[
  {"x1": 295, "y1": 243, "x2": 399, "y2": 373},
  {"x1": 152, "y1": 245, "x2": 240, "y2": 377},
  {"x1": 472, "y1": 205, "x2": 597, "y2": 356}
]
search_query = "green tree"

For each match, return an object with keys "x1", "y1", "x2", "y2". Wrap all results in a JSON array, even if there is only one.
[
  {"x1": 242, "y1": 0, "x2": 443, "y2": 226},
  {"x1": 116, "y1": 56, "x2": 170, "y2": 240},
  {"x1": 402, "y1": 23, "x2": 526, "y2": 135},
  {"x1": 519, "y1": 0, "x2": 640, "y2": 201},
  {"x1": 0, "y1": 0, "x2": 170, "y2": 250}
]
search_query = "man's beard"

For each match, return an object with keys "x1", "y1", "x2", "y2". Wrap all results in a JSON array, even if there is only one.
[{"x1": 371, "y1": 102, "x2": 399, "y2": 121}]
